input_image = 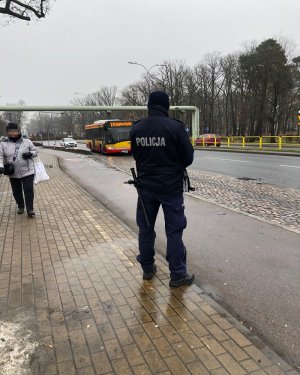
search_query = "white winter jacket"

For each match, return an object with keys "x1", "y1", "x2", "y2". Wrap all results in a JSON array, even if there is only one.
[{"x1": 0, "y1": 137, "x2": 38, "y2": 178}]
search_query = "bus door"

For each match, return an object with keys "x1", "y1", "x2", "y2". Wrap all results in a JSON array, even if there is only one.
[{"x1": 94, "y1": 127, "x2": 103, "y2": 152}]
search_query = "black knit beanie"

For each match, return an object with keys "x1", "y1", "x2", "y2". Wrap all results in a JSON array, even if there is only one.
[
  {"x1": 147, "y1": 91, "x2": 170, "y2": 110},
  {"x1": 6, "y1": 122, "x2": 19, "y2": 131}
]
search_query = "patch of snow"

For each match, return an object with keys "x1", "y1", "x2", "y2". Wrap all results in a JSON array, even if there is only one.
[{"x1": 0, "y1": 321, "x2": 39, "y2": 375}]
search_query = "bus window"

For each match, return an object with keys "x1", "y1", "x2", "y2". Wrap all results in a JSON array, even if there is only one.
[{"x1": 105, "y1": 128, "x2": 131, "y2": 144}]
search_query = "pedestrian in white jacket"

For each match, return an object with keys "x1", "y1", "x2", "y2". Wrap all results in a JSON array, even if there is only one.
[{"x1": 0, "y1": 123, "x2": 38, "y2": 217}]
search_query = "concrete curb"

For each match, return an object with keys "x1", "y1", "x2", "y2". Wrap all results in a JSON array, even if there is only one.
[{"x1": 40, "y1": 145, "x2": 92, "y2": 156}]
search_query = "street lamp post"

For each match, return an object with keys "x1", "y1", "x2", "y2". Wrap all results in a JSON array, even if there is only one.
[{"x1": 128, "y1": 61, "x2": 164, "y2": 94}]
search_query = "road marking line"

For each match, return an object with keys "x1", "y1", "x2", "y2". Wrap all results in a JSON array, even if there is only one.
[
  {"x1": 280, "y1": 164, "x2": 300, "y2": 169},
  {"x1": 202, "y1": 156, "x2": 250, "y2": 163}
]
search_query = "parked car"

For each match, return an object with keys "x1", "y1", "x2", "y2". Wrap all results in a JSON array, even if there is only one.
[
  {"x1": 194, "y1": 134, "x2": 221, "y2": 147},
  {"x1": 60, "y1": 138, "x2": 77, "y2": 148}
]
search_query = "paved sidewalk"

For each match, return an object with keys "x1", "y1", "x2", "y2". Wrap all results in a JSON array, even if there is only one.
[{"x1": 0, "y1": 154, "x2": 298, "y2": 375}]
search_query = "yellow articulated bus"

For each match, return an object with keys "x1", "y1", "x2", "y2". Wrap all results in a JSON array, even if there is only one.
[{"x1": 85, "y1": 120, "x2": 134, "y2": 154}]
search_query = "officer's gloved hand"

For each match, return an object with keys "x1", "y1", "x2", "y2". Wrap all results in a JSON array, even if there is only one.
[
  {"x1": 22, "y1": 152, "x2": 33, "y2": 160},
  {"x1": 0, "y1": 167, "x2": 4, "y2": 174}
]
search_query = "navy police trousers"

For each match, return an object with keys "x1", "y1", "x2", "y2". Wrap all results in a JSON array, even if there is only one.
[{"x1": 136, "y1": 190, "x2": 187, "y2": 277}]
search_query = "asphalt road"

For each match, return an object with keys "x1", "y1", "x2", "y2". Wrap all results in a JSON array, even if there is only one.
[
  {"x1": 42, "y1": 143, "x2": 300, "y2": 189},
  {"x1": 47, "y1": 149, "x2": 300, "y2": 369},
  {"x1": 193, "y1": 150, "x2": 300, "y2": 189}
]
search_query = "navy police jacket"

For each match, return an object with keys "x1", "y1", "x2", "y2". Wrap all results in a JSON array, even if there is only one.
[{"x1": 130, "y1": 105, "x2": 194, "y2": 194}]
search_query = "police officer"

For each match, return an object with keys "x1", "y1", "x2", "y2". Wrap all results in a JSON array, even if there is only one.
[{"x1": 130, "y1": 91, "x2": 195, "y2": 287}]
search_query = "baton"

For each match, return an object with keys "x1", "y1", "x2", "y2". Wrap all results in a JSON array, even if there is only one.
[{"x1": 125, "y1": 168, "x2": 150, "y2": 227}]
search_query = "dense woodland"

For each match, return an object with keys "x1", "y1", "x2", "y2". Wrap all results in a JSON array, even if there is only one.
[{"x1": 120, "y1": 39, "x2": 300, "y2": 137}]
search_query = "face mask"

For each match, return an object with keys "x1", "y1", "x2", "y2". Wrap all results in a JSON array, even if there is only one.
[{"x1": 8, "y1": 134, "x2": 21, "y2": 142}]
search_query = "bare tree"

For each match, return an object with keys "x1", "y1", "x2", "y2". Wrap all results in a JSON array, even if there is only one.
[
  {"x1": 96, "y1": 86, "x2": 118, "y2": 106},
  {"x1": 220, "y1": 54, "x2": 239, "y2": 135},
  {"x1": 71, "y1": 97, "x2": 97, "y2": 130},
  {"x1": 1, "y1": 100, "x2": 27, "y2": 126},
  {"x1": 121, "y1": 81, "x2": 148, "y2": 106},
  {"x1": 84, "y1": 86, "x2": 118, "y2": 107},
  {"x1": 70, "y1": 86, "x2": 119, "y2": 133},
  {"x1": 0, "y1": 0, "x2": 51, "y2": 21},
  {"x1": 149, "y1": 60, "x2": 189, "y2": 105},
  {"x1": 0, "y1": 115, "x2": 6, "y2": 136}
]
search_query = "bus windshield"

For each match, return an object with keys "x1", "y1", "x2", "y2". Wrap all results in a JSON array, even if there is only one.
[{"x1": 105, "y1": 127, "x2": 131, "y2": 144}]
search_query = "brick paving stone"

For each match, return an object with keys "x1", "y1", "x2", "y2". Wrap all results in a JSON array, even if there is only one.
[
  {"x1": 160, "y1": 324, "x2": 182, "y2": 343},
  {"x1": 211, "y1": 314, "x2": 233, "y2": 330},
  {"x1": 123, "y1": 344, "x2": 145, "y2": 367},
  {"x1": 153, "y1": 336, "x2": 176, "y2": 358},
  {"x1": 265, "y1": 365, "x2": 286, "y2": 374},
  {"x1": 0, "y1": 150, "x2": 297, "y2": 375},
  {"x1": 201, "y1": 336, "x2": 227, "y2": 356},
  {"x1": 187, "y1": 319, "x2": 210, "y2": 338},
  {"x1": 240, "y1": 358, "x2": 261, "y2": 372},
  {"x1": 217, "y1": 353, "x2": 246, "y2": 374},
  {"x1": 186, "y1": 360, "x2": 210, "y2": 374},
  {"x1": 222, "y1": 340, "x2": 249, "y2": 362},
  {"x1": 73, "y1": 345, "x2": 93, "y2": 369},
  {"x1": 244, "y1": 345, "x2": 274, "y2": 367},
  {"x1": 143, "y1": 350, "x2": 168, "y2": 373},
  {"x1": 210, "y1": 369, "x2": 231, "y2": 375},
  {"x1": 115, "y1": 326, "x2": 134, "y2": 346},
  {"x1": 164, "y1": 355, "x2": 191, "y2": 375},
  {"x1": 132, "y1": 364, "x2": 152, "y2": 375},
  {"x1": 174, "y1": 340, "x2": 197, "y2": 363},
  {"x1": 58, "y1": 360, "x2": 76, "y2": 375},
  {"x1": 225, "y1": 327, "x2": 252, "y2": 347},
  {"x1": 91, "y1": 351, "x2": 112, "y2": 374},
  {"x1": 133, "y1": 332, "x2": 155, "y2": 352},
  {"x1": 111, "y1": 357, "x2": 133, "y2": 375},
  {"x1": 194, "y1": 346, "x2": 222, "y2": 370},
  {"x1": 179, "y1": 329, "x2": 204, "y2": 349},
  {"x1": 54, "y1": 340, "x2": 73, "y2": 363},
  {"x1": 77, "y1": 367, "x2": 97, "y2": 375}
]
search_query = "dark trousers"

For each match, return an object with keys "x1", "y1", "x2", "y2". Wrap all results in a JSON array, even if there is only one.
[
  {"x1": 136, "y1": 190, "x2": 187, "y2": 277},
  {"x1": 10, "y1": 174, "x2": 34, "y2": 212}
]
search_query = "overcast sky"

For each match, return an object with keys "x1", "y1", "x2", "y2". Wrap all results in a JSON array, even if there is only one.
[{"x1": 1, "y1": 0, "x2": 299, "y2": 106}]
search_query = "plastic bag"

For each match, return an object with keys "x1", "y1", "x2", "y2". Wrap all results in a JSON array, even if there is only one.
[{"x1": 34, "y1": 159, "x2": 50, "y2": 184}]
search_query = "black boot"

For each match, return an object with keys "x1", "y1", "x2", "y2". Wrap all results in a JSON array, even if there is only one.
[
  {"x1": 143, "y1": 264, "x2": 157, "y2": 280},
  {"x1": 169, "y1": 272, "x2": 195, "y2": 287},
  {"x1": 17, "y1": 207, "x2": 24, "y2": 214},
  {"x1": 27, "y1": 210, "x2": 35, "y2": 218}
]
